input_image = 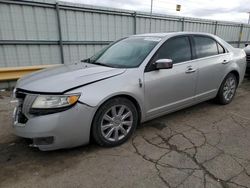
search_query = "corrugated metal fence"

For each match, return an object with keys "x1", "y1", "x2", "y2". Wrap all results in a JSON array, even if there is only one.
[{"x1": 0, "y1": 0, "x2": 250, "y2": 69}]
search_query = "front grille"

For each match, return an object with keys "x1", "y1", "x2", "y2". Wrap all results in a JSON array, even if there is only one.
[
  {"x1": 14, "y1": 90, "x2": 36, "y2": 124},
  {"x1": 15, "y1": 90, "x2": 28, "y2": 124},
  {"x1": 17, "y1": 111, "x2": 28, "y2": 124},
  {"x1": 15, "y1": 91, "x2": 26, "y2": 99}
]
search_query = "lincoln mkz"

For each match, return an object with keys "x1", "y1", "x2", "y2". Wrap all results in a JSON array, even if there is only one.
[{"x1": 12, "y1": 32, "x2": 246, "y2": 150}]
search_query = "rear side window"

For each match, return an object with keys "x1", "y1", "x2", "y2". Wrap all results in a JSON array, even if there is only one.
[
  {"x1": 154, "y1": 37, "x2": 192, "y2": 64},
  {"x1": 194, "y1": 36, "x2": 218, "y2": 58}
]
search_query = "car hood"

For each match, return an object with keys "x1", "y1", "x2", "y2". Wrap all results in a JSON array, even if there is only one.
[{"x1": 16, "y1": 63, "x2": 126, "y2": 93}]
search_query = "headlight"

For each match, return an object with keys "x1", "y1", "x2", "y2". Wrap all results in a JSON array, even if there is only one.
[
  {"x1": 32, "y1": 94, "x2": 80, "y2": 109},
  {"x1": 30, "y1": 94, "x2": 80, "y2": 115}
]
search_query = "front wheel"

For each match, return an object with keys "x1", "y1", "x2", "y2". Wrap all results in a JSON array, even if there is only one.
[
  {"x1": 92, "y1": 97, "x2": 138, "y2": 147},
  {"x1": 216, "y1": 73, "x2": 238, "y2": 105}
]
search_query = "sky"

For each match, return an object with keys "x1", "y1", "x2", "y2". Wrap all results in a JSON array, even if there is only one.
[{"x1": 62, "y1": 0, "x2": 250, "y2": 23}]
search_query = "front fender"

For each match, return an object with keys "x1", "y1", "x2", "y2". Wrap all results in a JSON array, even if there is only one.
[{"x1": 67, "y1": 69, "x2": 146, "y2": 121}]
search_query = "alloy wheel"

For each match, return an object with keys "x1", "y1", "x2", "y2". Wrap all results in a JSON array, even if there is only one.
[
  {"x1": 223, "y1": 76, "x2": 236, "y2": 101},
  {"x1": 101, "y1": 105, "x2": 133, "y2": 142}
]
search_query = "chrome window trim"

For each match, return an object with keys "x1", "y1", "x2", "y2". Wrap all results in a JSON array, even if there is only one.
[{"x1": 173, "y1": 52, "x2": 231, "y2": 67}]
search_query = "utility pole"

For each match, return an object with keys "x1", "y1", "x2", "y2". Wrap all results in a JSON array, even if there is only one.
[
  {"x1": 149, "y1": 0, "x2": 153, "y2": 33},
  {"x1": 149, "y1": 1, "x2": 181, "y2": 33}
]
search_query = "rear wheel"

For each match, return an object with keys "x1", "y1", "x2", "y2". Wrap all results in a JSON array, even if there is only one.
[
  {"x1": 92, "y1": 97, "x2": 138, "y2": 147},
  {"x1": 216, "y1": 73, "x2": 238, "y2": 105}
]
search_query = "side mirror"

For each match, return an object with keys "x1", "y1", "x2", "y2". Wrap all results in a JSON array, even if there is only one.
[
  {"x1": 245, "y1": 43, "x2": 249, "y2": 47},
  {"x1": 155, "y1": 59, "x2": 173, "y2": 69}
]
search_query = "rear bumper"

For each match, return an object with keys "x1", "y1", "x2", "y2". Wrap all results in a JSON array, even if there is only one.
[{"x1": 13, "y1": 103, "x2": 95, "y2": 151}]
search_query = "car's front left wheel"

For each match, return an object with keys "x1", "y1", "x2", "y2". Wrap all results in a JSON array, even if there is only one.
[{"x1": 92, "y1": 97, "x2": 138, "y2": 147}]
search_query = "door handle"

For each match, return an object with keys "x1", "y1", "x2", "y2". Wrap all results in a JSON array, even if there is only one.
[
  {"x1": 185, "y1": 66, "x2": 196, "y2": 73},
  {"x1": 222, "y1": 59, "x2": 230, "y2": 64}
]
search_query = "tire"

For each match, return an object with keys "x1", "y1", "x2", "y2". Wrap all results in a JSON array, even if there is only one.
[
  {"x1": 216, "y1": 73, "x2": 238, "y2": 105},
  {"x1": 92, "y1": 97, "x2": 138, "y2": 147}
]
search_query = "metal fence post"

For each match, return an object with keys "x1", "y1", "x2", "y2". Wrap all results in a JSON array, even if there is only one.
[
  {"x1": 238, "y1": 24, "x2": 243, "y2": 48},
  {"x1": 181, "y1": 17, "x2": 185, "y2": 31},
  {"x1": 133, "y1": 12, "x2": 137, "y2": 34},
  {"x1": 214, "y1": 21, "x2": 218, "y2": 35},
  {"x1": 246, "y1": 26, "x2": 250, "y2": 44},
  {"x1": 55, "y1": 2, "x2": 64, "y2": 64}
]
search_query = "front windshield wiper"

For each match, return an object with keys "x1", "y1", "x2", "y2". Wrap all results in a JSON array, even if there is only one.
[
  {"x1": 90, "y1": 61, "x2": 113, "y2": 68},
  {"x1": 81, "y1": 58, "x2": 90, "y2": 63},
  {"x1": 81, "y1": 59, "x2": 113, "y2": 67}
]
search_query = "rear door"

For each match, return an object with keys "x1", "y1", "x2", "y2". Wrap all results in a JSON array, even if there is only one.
[{"x1": 191, "y1": 35, "x2": 231, "y2": 101}]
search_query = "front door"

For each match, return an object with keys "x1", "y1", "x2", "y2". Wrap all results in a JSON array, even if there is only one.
[{"x1": 144, "y1": 36, "x2": 198, "y2": 119}]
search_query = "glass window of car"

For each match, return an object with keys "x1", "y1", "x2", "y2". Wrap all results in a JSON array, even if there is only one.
[
  {"x1": 194, "y1": 36, "x2": 219, "y2": 58},
  {"x1": 152, "y1": 36, "x2": 192, "y2": 64},
  {"x1": 89, "y1": 37, "x2": 160, "y2": 68},
  {"x1": 217, "y1": 43, "x2": 225, "y2": 54}
]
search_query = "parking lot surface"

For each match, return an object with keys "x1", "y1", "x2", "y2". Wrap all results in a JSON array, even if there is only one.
[{"x1": 0, "y1": 77, "x2": 250, "y2": 188}]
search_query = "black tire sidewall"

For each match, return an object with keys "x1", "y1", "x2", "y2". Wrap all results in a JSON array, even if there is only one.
[{"x1": 92, "y1": 97, "x2": 138, "y2": 147}]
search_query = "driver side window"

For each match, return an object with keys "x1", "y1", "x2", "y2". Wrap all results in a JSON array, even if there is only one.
[{"x1": 153, "y1": 36, "x2": 192, "y2": 64}]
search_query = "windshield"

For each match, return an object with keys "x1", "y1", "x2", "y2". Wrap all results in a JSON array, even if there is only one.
[{"x1": 89, "y1": 37, "x2": 161, "y2": 68}]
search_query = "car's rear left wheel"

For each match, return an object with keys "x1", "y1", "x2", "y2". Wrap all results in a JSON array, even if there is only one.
[
  {"x1": 92, "y1": 97, "x2": 138, "y2": 147},
  {"x1": 216, "y1": 73, "x2": 238, "y2": 105}
]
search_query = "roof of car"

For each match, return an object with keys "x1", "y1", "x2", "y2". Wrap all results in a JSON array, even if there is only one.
[
  {"x1": 130, "y1": 32, "x2": 234, "y2": 51},
  {"x1": 132, "y1": 32, "x2": 215, "y2": 38}
]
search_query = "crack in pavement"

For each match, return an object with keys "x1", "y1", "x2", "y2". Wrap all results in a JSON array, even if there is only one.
[
  {"x1": 157, "y1": 133, "x2": 230, "y2": 188},
  {"x1": 131, "y1": 118, "x2": 250, "y2": 188}
]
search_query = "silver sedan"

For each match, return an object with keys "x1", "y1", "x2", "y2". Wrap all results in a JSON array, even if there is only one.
[{"x1": 12, "y1": 32, "x2": 246, "y2": 151}]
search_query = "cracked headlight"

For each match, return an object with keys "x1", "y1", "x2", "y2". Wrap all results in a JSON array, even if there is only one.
[{"x1": 30, "y1": 94, "x2": 80, "y2": 115}]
